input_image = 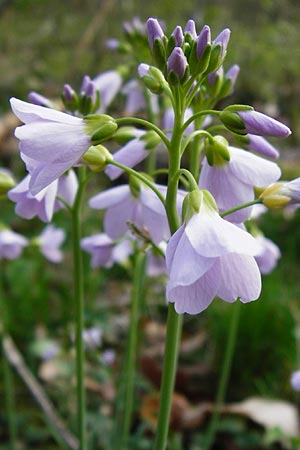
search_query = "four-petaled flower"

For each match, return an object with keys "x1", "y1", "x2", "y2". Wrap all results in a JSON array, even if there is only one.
[
  {"x1": 166, "y1": 190, "x2": 262, "y2": 314},
  {"x1": 10, "y1": 98, "x2": 91, "y2": 195}
]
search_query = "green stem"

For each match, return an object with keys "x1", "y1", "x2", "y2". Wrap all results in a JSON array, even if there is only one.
[
  {"x1": 2, "y1": 337, "x2": 17, "y2": 450},
  {"x1": 116, "y1": 251, "x2": 147, "y2": 450},
  {"x1": 153, "y1": 90, "x2": 184, "y2": 450},
  {"x1": 116, "y1": 117, "x2": 170, "y2": 148},
  {"x1": 221, "y1": 199, "x2": 263, "y2": 217},
  {"x1": 203, "y1": 301, "x2": 241, "y2": 450},
  {"x1": 154, "y1": 305, "x2": 183, "y2": 450},
  {"x1": 107, "y1": 160, "x2": 166, "y2": 207},
  {"x1": 0, "y1": 267, "x2": 17, "y2": 450},
  {"x1": 71, "y1": 166, "x2": 88, "y2": 450},
  {"x1": 183, "y1": 110, "x2": 220, "y2": 133}
]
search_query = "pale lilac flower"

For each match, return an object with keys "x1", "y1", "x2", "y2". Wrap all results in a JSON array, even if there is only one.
[
  {"x1": 147, "y1": 18, "x2": 164, "y2": 50},
  {"x1": 81, "y1": 234, "x2": 133, "y2": 269},
  {"x1": 39, "y1": 341, "x2": 60, "y2": 361},
  {"x1": 81, "y1": 233, "x2": 115, "y2": 268},
  {"x1": 196, "y1": 25, "x2": 211, "y2": 59},
  {"x1": 237, "y1": 110, "x2": 291, "y2": 138},
  {"x1": 166, "y1": 191, "x2": 262, "y2": 314},
  {"x1": 102, "y1": 349, "x2": 116, "y2": 366},
  {"x1": 93, "y1": 70, "x2": 123, "y2": 113},
  {"x1": 104, "y1": 129, "x2": 148, "y2": 180},
  {"x1": 8, "y1": 170, "x2": 78, "y2": 222},
  {"x1": 0, "y1": 229, "x2": 28, "y2": 260},
  {"x1": 82, "y1": 326, "x2": 102, "y2": 350},
  {"x1": 245, "y1": 134, "x2": 279, "y2": 159},
  {"x1": 290, "y1": 371, "x2": 300, "y2": 391},
  {"x1": 89, "y1": 184, "x2": 179, "y2": 245},
  {"x1": 167, "y1": 47, "x2": 187, "y2": 80},
  {"x1": 10, "y1": 98, "x2": 91, "y2": 195},
  {"x1": 147, "y1": 243, "x2": 167, "y2": 277},
  {"x1": 254, "y1": 235, "x2": 281, "y2": 274},
  {"x1": 164, "y1": 107, "x2": 194, "y2": 136},
  {"x1": 39, "y1": 225, "x2": 65, "y2": 263},
  {"x1": 122, "y1": 79, "x2": 159, "y2": 115},
  {"x1": 199, "y1": 146, "x2": 281, "y2": 222}
]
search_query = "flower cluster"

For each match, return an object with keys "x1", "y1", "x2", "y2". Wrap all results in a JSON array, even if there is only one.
[{"x1": 7, "y1": 16, "x2": 296, "y2": 318}]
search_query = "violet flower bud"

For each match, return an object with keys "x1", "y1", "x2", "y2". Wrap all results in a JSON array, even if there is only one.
[
  {"x1": 197, "y1": 25, "x2": 211, "y2": 59},
  {"x1": 184, "y1": 19, "x2": 197, "y2": 39},
  {"x1": 172, "y1": 25, "x2": 184, "y2": 47},
  {"x1": 213, "y1": 28, "x2": 231, "y2": 59},
  {"x1": 28, "y1": 92, "x2": 53, "y2": 108},
  {"x1": 237, "y1": 110, "x2": 291, "y2": 138},
  {"x1": 167, "y1": 47, "x2": 188, "y2": 80},
  {"x1": 226, "y1": 64, "x2": 240, "y2": 86},
  {"x1": 147, "y1": 17, "x2": 164, "y2": 50}
]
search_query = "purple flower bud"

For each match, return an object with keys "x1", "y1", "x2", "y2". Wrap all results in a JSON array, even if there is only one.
[
  {"x1": 167, "y1": 47, "x2": 188, "y2": 80},
  {"x1": 197, "y1": 25, "x2": 211, "y2": 59},
  {"x1": 28, "y1": 92, "x2": 53, "y2": 108},
  {"x1": 184, "y1": 19, "x2": 197, "y2": 39},
  {"x1": 106, "y1": 38, "x2": 119, "y2": 50},
  {"x1": 63, "y1": 84, "x2": 74, "y2": 102},
  {"x1": 246, "y1": 134, "x2": 279, "y2": 159},
  {"x1": 81, "y1": 75, "x2": 92, "y2": 94},
  {"x1": 226, "y1": 64, "x2": 240, "y2": 85},
  {"x1": 147, "y1": 17, "x2": 164, "y2": 50},
  {"x1": 138, "y1": 63, "x2": 150, "y2": 78},
  {"x1": 238, "y1": 110, "x2": 291, "y2": 138},
  {"x1": 172, "y1": 25, "x2": 184, "y2": 47},
  {"x1": 213, "y1": 28, "x2": 231, "y2": 58}
]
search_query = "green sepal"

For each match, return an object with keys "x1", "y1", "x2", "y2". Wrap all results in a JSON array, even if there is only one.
[
  {"x1": 219, "y1": 111, "x2": 247, "y2": 135},
  {"x1": 129, "y1": 174, "x2": 142, "y2": 198},
  {"x1": 205, "y1": 135, "x2": 230, "y2": 167},
  {"x1": 0, "y1": 171, "x2": 15, "y2": 195},
  {"x1": 205, "y1": 44, "x2": 222, "y2": 74},
  {"x1": 113, "y1": 127, "x2": 139, "y2": 145},
  {"x1": 224, "y1": 104, "x2": 254, "y2": 112},
  {"x1": 82, "y1": 145, "x2": 112, "y2": 172},
  {"x1": 153, "y1": 37, "x2": 167, "y2": 70},
  {"x1": 182, "y1": 189, "x2": 201, "y2": 223},
  {"x1": 166, "y1": 35, "x2": 176, "y2": 57},
  {"x1": 85, "y1": 114, "x2": 118, "y2": 143},
  {"x1": 189, "y1": 43, "x2": 211, "y2": 76}
]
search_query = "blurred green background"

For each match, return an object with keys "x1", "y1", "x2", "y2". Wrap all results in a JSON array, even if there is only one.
[{"x1": 1, "y1": 0, "x2": 300, "y2": 449}]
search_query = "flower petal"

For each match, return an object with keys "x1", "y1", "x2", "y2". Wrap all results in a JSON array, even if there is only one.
[{"x1": 217, "y1": 253, "x2": 261, "y2": 302}]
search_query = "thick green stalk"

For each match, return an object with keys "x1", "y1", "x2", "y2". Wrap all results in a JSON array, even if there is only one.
[
  {"x1": 115, "y1": 251, "x2": 147, "y2": 449},
  {"x1": 71, "y1": 167, "x2": 88, "y2": 450},
  {"x1": 153, "y1": 90, "x2": 184, "y2": 450},
  {"x1": 203, "y1": 301, "x2": 241, "y2": 450}
]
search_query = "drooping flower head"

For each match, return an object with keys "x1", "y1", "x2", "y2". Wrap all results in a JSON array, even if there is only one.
[
  {"x1": 37, "y1": 225, "x2": 65, "y2": 263},
  {"x1": 88, "y1": 180, "x2": 180, "y2": 246},
  {"x1": 10, "y1": 98, "x2": 117, "y2": 195},
  {"x1": 166, "y1": 189, "x2": 262, "y2": 314},
  {"x1": 0, "y1": 228, "x2": 28, "y2": 260}
]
